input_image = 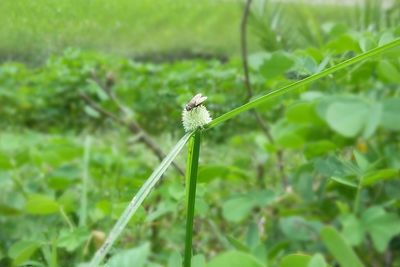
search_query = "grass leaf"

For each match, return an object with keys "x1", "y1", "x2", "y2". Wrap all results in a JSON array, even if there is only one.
[{"x1": 89, "y1": 132, "x2": 193, "y2": 267}]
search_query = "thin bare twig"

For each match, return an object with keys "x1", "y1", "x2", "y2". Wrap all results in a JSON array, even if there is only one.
[
  {"x1": 384, "y1": 247, "x2": 393, "y2": 267},
  {"x1": 240, "y1": 0, "x2": 288, "y2": 187},
  {"x1": 92, "y1": 72, "x2": 133, "y2": 116},
  {"x1": 241, "y1": 0, "x2": 254, "y2": 102},
  {"x1": 80, "y1": 75, "x2": 185, "y2": 176}
]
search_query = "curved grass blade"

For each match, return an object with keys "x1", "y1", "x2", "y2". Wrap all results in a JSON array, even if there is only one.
[
  {"x1": 89, "y1": 132, "x2": 193, "y2": 267},
  {"x1": 207, "y1": 38, "x2": 400, "y2": 129}
]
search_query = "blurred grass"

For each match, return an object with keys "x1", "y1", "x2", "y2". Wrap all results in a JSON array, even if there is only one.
[
  {"x1": 0, "y1": 0, "x2": 246, "y2": 62},
  {"x1": 1, "y1": 0, "x2": 397, "y2": 63}
]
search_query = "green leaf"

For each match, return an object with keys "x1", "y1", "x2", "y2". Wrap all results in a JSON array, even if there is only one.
[
  {"x1": 222, "y1": 191, "x2": 276, "y2": 222},
  {"x1": 314, "y1": 156, "x2": 356, "y2": 178},
  {"x1": 208, "y1": 251, "x2": 264, "y2": 267},
  {"x1": 167, "y1": 252, "x2": 182, "y2": 267},
  {"x1": 362, "y1": 102, "x2": 382, "y2": 138},
  {"x1": 47, "y1": 165, "x2": 80, "y2": 190},
  {"x1": 327, "y1": 34, "x2": 360, "y2": 54},
  {"x1": 320, "y1": 227, "x2": 364, "y2": 267},
  {"x1": 304, "y1": 140, "x2": 336, "y2": 158},
  {"x1": 381, "y1": 98, "x2": 400, "y2": 131},
  {"x1": 329, "y1": 176, "x2": 358, "y2": 188},
  {"x1": 145, "y1": 201, "x2": 176, "y2": 222},
  {"x1": 361, "y1": 169, "x2": 398, "y2": 186},
  {"x1": 359, "y1": 35, "x2": 377, "y2": 52},
  {"x1": 295, "y1": 55, "x2": 319, "y2": 75},
  {"x1": 362, "y1": 207, "x2": 400, "y2": 252},
  {"x1": 168, "y1": 182, "x2": 185, "y2": 200},
  {"x1": 271, "y1": 121, "x2": 306, "y2": 149},
  {"x1": 106, "y1": 243, "x2": 150, "y2": 267},
  {"x1": 84, "y1": 105, "x2": 100, "y2": 118},
  {"x1": 377, "y1": 60, "x2": 400, "y2": 83},
  {"x1": 279, "y1": 216, "x2": 321, "y2": 241},
  {"x1": 0, "y1": 153, "x2": 13, "y2": 170},
  {"x1": 8, "y1": 240, "x2": 40, "y2": 266},
  {"x1": 57, "y1": 228, "x2": 91, "y2": 252},
  {"x1": 198, "y1": 165, "x2": 248, "y2": 182},
  {"x1": 227, "y1": 236, "x2": 250, "y2": 252},
  {"x1": 87, "y1": 80, "x2": 109, "y2": 101},
  {"x1": 260, "y1": 51, "x2": 294, "y2": 79},
  {"x1": 25, "y1": 194, "x2": 60, "y2": 215},
  {"x1": 340, "y1": 214, "x2": 365, "y2": 246},
  {"x1": 325, "y1": 101, "x2": 369, "y2": 137},
  {"x1": 222, "y1": 196, "x2": 259, "y2": 223},
  {"x1": 286, "y1": 102, "x2": 320, "y2": 124},
  {"x1": 0, "y1": 204, "x2": 21, "y2": 216},
  {"x1": 192, "y1": 254, "x2": 206, "y2": 267},
  {"x1": 276, "y1": 133, "x2": 304, "y2": 149},
  {"x1": 353, "y1": 150, "x2": 369, "y2": 172},
  {"x1": 379, "y1": 32, "x2": 395, "y2": 46},
  {"x1": 340, "y1": 207, "x2": 400, "y2": 252},
  {"x1": 279, "y1": 254, "x2": 311, "y2": 267},
  {"x1": 308, "y1": 254, "x2": 327, "y2": 267}
]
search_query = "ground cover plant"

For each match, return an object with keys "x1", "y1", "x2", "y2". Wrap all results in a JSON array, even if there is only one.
[{"x1": 1, "y1": 0, "x2": 400, "y2": 267}]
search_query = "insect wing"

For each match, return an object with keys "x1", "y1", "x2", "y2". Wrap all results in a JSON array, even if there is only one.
[
  {"x1": 194, "y1": 96, "x2": 207, "y2": 106},
  {"x1": 189, "y1": 93, "x2": 202, "y2": 104},
  {"x1": 186, "y1": 94, "x2": 207, "y2": 111}
]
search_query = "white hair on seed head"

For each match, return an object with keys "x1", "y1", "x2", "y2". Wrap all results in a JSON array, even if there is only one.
[{"x1": 182, "y1": 105, "x2": 212, "y2": 132}]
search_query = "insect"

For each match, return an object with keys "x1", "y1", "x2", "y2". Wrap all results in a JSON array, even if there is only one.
[{"x1": 185, "y1": 93, "x2": 208, "y2": 111}]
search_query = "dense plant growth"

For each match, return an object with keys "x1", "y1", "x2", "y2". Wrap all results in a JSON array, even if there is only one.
[{"x1": 1, "y1": 2, "x2": 400, "y2": 267}]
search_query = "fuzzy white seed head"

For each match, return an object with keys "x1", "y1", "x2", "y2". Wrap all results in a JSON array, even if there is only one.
[{"x1": 182, "y1": 105, "x2": 212, "y2": 132}]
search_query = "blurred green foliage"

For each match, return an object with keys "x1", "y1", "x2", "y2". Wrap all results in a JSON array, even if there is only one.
[
  {"x1": 0, "y1": 0, "x2": 243, "y2": 62},
  {"x1": 2, "y1": 0, "x2": 399, "y2": 63},
  {"x1": 1, "y1": 1, "x2": 400, "y2": 267},
  {"x1": 250, "y1": 0, "x2": 400, "y2": 51}
]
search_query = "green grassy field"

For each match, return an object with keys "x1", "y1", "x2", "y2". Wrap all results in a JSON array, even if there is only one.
[
  {"x1": 3, "y1": 0, "x2": 395, "y2": 63},
  {"x1": 0, "y1": 0, "x2": 246, "y2": 62}
]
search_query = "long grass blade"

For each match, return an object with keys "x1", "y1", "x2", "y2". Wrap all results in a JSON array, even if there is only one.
[
  {"x1": 89, "y1": 132, "x2": 193, "y2": 267},
  {"x1": 183, "y1": 131, "x2": 201, "y2": 267},
  {"x1": 207, "y1": 38, "x2": 400, "y2": 129}
]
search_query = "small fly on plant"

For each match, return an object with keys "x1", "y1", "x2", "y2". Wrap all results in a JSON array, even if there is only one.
[{"x1": 185, "y1": 93, "x2": 208, "y2": 111}]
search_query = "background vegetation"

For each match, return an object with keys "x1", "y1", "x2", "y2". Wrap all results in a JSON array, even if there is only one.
[{"x1": 0, "y1": 0, "x2": 400, "y2": 266}]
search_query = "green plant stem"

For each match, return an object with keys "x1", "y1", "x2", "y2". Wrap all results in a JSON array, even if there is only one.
[
  {"x1": 59, "y1": 206, "x2": 75, "y2": 231},
  {"x1": 50, "y1": 238, "x2": 58, "y2": 267},
  {"x1": 353, "y1": 175, "x2": 364, "y2": 214},
  {"x1": 11, "y1": 171, "x2": 28, "y2": 199},
  {"x1": 354, "y1": 185, "x2": 362, "y2": 214},
  {"x1": 206, "y1": 39, "x2": 400, "y2": 129},
  {"x1": 184, "y1": 130, "x2": 201, "y2": 267},
  {"x1": 80, "y1": 136, "x2": 91, "y2": 227}
]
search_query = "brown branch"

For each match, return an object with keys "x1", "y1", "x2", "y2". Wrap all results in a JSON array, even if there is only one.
[
  {"x1": 88, "y1": 73, "x2": 185, "y2": 176},
  {"x1": 90, "y1": 72, "x2": 185, "y2": 176},
  {"x1": 241, "y1": 0, "x2": 254, "y2": 102},
  {"x1": 240, "y1": 0, "x2": 288, "y2": 188},
  {"x1": 384, "y1": 248, "x2": 393, "y2": 267},
  {"x1": 93, "y1": 72, "x2": 133, "y2": 117},
  {"x1": 366, "y1": 237, "x2": 381, "y2": 267},
  {"x1": 80, "y1": 92, "x2": 185, "y2": 176},
  {"x1": 80, "y1": 93, "x2": 123, "y2": 124}
]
